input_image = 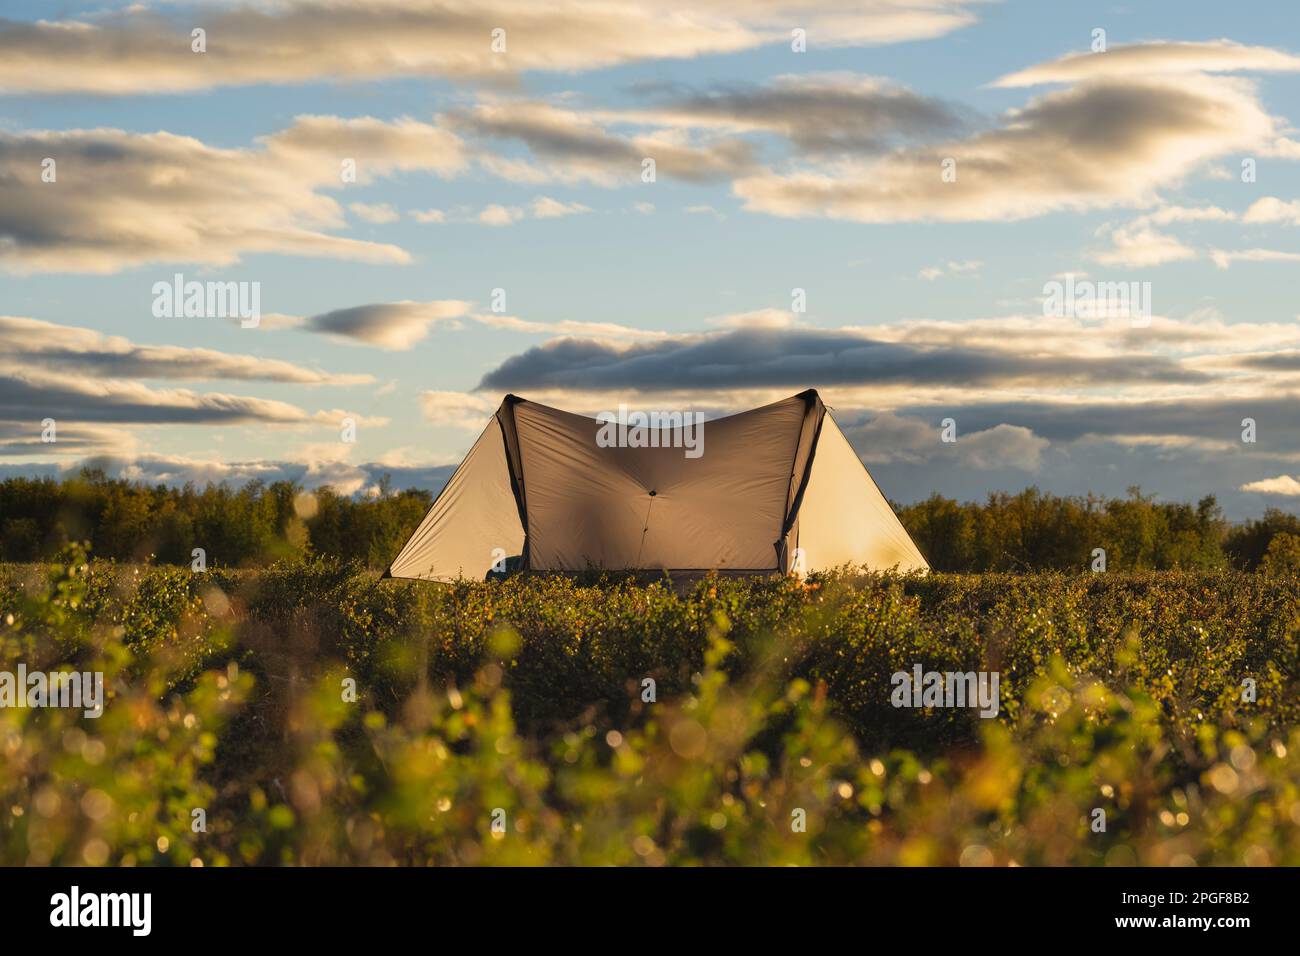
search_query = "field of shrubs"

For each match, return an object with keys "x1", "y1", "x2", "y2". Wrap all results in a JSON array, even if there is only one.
[{"x1": 2, "y1": 549, "x2": 1297, "y2": 866}]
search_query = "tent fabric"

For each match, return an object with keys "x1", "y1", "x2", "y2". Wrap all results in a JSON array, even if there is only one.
[
  {"x1": 794, "y1": 414, "x2": 929, "y2": 572},
  {"x1": 385, "y1": 415, "x2": 524, "y2": 581},
  {"x1": 386, "y1": 389, "x2": 929, "y2": 581}
]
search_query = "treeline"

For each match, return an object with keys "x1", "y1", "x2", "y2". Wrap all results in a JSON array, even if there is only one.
[
  {"x1": 0, "y1": 471, "x2": 430, "y2": 569},
  {"x1": 897, "y1": 487, "x2": 1300, "y2": 572},
  {"x1": 0, "y1": 472, "x2": 1297, "y2": 572}
]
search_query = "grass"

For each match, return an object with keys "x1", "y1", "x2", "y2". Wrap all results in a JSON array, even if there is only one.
[{"x1": 1, "y1": 550, "x2": 1297, "y2": 865}]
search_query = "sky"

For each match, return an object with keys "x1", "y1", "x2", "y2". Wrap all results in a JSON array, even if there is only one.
[{"x1": 2, "y1": 0, "x2": 1300, "y2": 517}]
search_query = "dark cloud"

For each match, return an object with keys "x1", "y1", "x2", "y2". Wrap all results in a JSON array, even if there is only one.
[
  {"x1": 304, "y1": 300, "x2": 469, "y2": 350},
  {"x1": 898, "y1": 396, "x2": 1288, "y2": 445},
  {"x1": 449, "y1": 101, "x2": 758, "y2": 184},
  {"x1": 1233, "y1": 351, "x2": 1300, "y2": 372},
  {"x1": 478, "y1": 328, "x2": 1207, "y2": 391},
  {"x1": 0, "y1": 421, "x2": 128, "y2": 458},
  {"x1": 0, "y1": 371, "x2": 309, "y2": 425},
  {"x1": 643, "y1": 74, "x2": 964, "y2": 153},
  {"x1": 0, "y1": 316, "x2": 368, "y2": 385}
]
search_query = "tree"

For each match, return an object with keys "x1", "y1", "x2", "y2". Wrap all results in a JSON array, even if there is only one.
[{"x1": 1260, "y1": 532, "x2": 1300, "y2": 577}]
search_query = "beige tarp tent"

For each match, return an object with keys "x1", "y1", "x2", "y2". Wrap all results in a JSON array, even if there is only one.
[{"x1": 384, "y1": 389, "x2": 928, "y2": 581}]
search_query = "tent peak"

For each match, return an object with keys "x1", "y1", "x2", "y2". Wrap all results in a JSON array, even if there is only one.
[{"x1": 491, "y1": 390, "x2": 823, "y2": 422}]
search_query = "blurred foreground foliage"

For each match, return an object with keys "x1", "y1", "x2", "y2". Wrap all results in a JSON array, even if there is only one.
[{"x1": 1, "y1": 551, "x2": 1297, "y2": 866}]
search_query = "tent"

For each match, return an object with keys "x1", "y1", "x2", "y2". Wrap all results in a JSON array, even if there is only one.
[{"x1": 383, "y1": 389, "x2": 928, "y2": 581}]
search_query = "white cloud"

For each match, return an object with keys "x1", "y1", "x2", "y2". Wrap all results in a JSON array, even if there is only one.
[
  {"x1": 419, "y1": 391, "x2": 499, "y2": 430},
  {"x1": 1091, "y1": 223, "x2": 1198, "y2": 267},
  {"x1": 349, "y1": 202, "x2": 401, "y2": 224},
  {"x1": 0, "y1": 116, "x2": 464, "y2": 273},
  {"x1": 473, "y1": 196, "x2": 591, "y2": 226},
  {"x1": 958, "y1": 423, "x2": 1048, "y2": 470},
  {"x1": 734, "y1": 66, "x2": 1285, "y2": 224},
  {"x1": 918, "y1": 259, "x2": 983, "y2": 279},
  {"x1": 843, "y1": 414, "x2": 1046, "y2": 470},
  {"x1": 1241, "y1": 474, "x2": 1300, "y2": 495},
  {"x1": 706, "y1": 308, "x2": 799, "y2": 329},
  {"x1": 473, "y1": 313, "x2": 667, "y2": 340},
  {"x1": 478, "y1": 204, "x2": 524, "y2": 227},
  {"x1": 1210, "y1": 248, "x2": 1300, "y2": 268},
  {"x1": 993, "y1": 40, "x2": 1300, "y2": 88},
  {"x1": 1242, "y1": 197, "x2": 1300, "y2": 224},
  {"x1": 530, "y1": 196, "x2": 592, "y2": 219},
  {"x1": 0, "y1": 2, "x2": 986, "y2": 94}
]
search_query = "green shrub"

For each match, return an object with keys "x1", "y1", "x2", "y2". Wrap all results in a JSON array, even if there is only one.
[{"x1": 1, "y1": 556, "x2": 1297, "y2": 865}]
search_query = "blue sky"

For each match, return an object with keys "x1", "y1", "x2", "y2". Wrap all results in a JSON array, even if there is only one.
[{"x1": 2, "y1": 0, "x2": 1300, "y2": 516}]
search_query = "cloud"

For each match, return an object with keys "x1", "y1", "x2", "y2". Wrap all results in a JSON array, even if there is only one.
[
  {"x1": 473, "y1": 313, "x2": 666, "y2": 340},
  {"x1": 867, "y1": 313, "x2": 1300, "y2": 356},
  {"x1": 1141, "y1": 204, "x2": 1237, "y2": 225},
  {"x1": 478, "y1": 204, "x2": 524, "y2": 226},
  {"x1": 841, "y1": 411, "x2": 936, "y2": 464},
  {"x1": 1241, "y1": 474, "x2": 1300, "y2": 495},
  {"x1": 0, "y1": 367, "x2": 316, "y2": 425},
  {"x1": 1210, "y1": 248, "x2": 1300, "y2": 268},
  {"x1": 0, "y1": 116, "x2": 464, "y2": 273},
  {"x1": 899, "y1": 395, "x2": 1296, "y2": 449},
  {"x1": 734, "y1": 67, "x2": 1284, "y2": 223},
  {"x1": 706, "y1": 308, "x2": 800, "y2": 330},
  {"x1": 410, "y1": 208, "x2": 447, "y2": 224},
  {"x1": 958, "y1": 423, "x2": 1048, "y2": 470},
  {"x1": 419, "y1": 391, "x2": 499, "y2": 430},
  {"x1": 468, "y1": 312, "x2": 1300, "y2": 495},
  {"x1": 304, "y1": 300, "x2": 471, "y2": 349},
  {"x1": 0, "y1": 315, "x2": 370, "y2": 385},
  {"x1": 478, "y1": 326, "x2": 1207, "y2": 393},
  {"x1": 450, "y1": 99, "x2": 757, "y2": 185},
  {"x1": 0, "y1": 2, "x2": 985, "y2": 95},
  {"x1": 1242, "y1": 197, "x2": 1300, "y2": 224},
  {"x1": 837, "y1": 412, "x2": 1047, "y2": 470},
  {"x1": 918, "y1": 259, "x2": 983, "y2": 279},
  {"x1": 993, "y1": 40, "x2": 1300, "y2": 87},
  {"x1": 626, "y1": 72, "x2": 962, "y2": 153},
  {"x1": 1088, "y1": 198, "x2": 1300, "y2": 266},
  {"x1": 349, "y1": 201, "x2": 401, "y2": 224},
  {"x1": 1228, "y1": 350, "x2": 1300, "y2": 372},
  {"x1": 0, "y1": 421, "x2": 135, "y2": 459},
  {"x1": 529, "y1": 196, "x2": 591, "y2": 219},
  {"x1": 1090, "y1": 222, "x2": 1197, "y2": 267},
  {"x1": 473, "y1": 196, "x2": 590, "y2": 225}
]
